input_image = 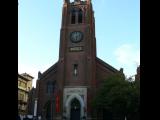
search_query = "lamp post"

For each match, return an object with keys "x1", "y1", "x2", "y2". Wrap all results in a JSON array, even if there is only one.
[
  {"x1": 33, "y1": 98, "x2": 38, "y2": 120},
  {"x1": 125, "y1": 116, "x2": 127, "y2": 120}
]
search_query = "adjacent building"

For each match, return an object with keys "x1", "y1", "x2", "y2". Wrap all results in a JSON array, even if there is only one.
[
  {"x1": 27, "y1": 87, "x2": 36, "y2": 115},
  {"x1": 135, "y1": 65, "x2": 140, "y2": 81},
  {"x1": 18, "y1": 73, "x2": 34, "y2": 115}
]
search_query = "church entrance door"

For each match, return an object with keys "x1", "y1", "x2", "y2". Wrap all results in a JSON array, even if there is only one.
[{"x1": 70, "y1": 98, "x2": 80, "y2": 120}]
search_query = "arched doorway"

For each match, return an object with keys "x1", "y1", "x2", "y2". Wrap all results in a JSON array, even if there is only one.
[
  {"x1": 64, "y1": 93, "x2": 86, "y2": 120},
  {"x1": 70, "y1": 98, "x2": 80, "y2": 120}
]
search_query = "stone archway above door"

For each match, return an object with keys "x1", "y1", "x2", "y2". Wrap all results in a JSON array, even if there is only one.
[{"x1": 63, "y1": 87, "x2": 87, "y2": 120}]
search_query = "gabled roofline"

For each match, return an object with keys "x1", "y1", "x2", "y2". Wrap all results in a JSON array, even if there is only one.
[
  {"x1": 38, "y1": 61, "x2": 58, "y2": 79},
  {"x1": 96, "y1": 57, "x2": 119, "y2": 73}
]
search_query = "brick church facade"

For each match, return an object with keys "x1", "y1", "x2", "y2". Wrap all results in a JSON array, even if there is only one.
[{"x1": 35, "y1": 0, "x2": 124, "y2": 120}]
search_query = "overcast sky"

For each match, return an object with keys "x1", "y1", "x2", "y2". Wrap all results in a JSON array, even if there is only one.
[{"x1": 18, "y1": 0, "x2": 140, "y2": 87}]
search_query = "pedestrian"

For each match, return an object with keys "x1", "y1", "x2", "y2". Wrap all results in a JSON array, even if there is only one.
[{"x1": 38, "y1": 116, "x2": 41, "y2": 120}]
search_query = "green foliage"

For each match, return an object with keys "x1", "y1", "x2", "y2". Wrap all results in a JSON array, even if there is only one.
[{"x1": 92, "y1": 74, "x2": 140, "y2": 120}]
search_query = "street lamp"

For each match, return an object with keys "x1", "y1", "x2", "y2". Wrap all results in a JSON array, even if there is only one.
[{"x1": 33, "y1": 98, "x2": 38, "y2": 120}]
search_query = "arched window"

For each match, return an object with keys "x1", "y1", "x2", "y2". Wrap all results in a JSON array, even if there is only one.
[
  {"x1": 47, "y1": 81, "x2": 55, "y2": 94},
  {"x1": 78, "y1": 9, "x2": 83, "y2": 23},
  {"x1": 73, "y1": 64, "x2": 78, "y2": 76},
  {"x1": 71, "y1": 9, "x2": 76, "y2": 24}
]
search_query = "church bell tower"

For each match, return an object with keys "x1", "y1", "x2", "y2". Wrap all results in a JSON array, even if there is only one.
[
  {"x1": 35, "y1": 1, "x2": 121, "y2": 120},
  {"x1": 57, "y1": 0, "x2": 97, "y2": 119}
]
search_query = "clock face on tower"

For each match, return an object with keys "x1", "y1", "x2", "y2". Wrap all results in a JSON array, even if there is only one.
[{"x1": 70, "y1": 31, "x2": 83, "y2": 43}]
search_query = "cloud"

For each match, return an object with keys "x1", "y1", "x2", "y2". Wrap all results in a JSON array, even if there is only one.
[
  {"x1": 114, "y1": 44, "x2": 140, "y2": 65},
  {"x1": 114, "y1": 44, "x2": 140, "y2": 77}
]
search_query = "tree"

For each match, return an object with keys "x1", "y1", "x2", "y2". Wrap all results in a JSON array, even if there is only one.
[
  {"x1": 126, "y1": 80, "x2": 140, "y2": 120},
  {"x1": 92, "y1": 74, "x2": 140, "y2": 120}
]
